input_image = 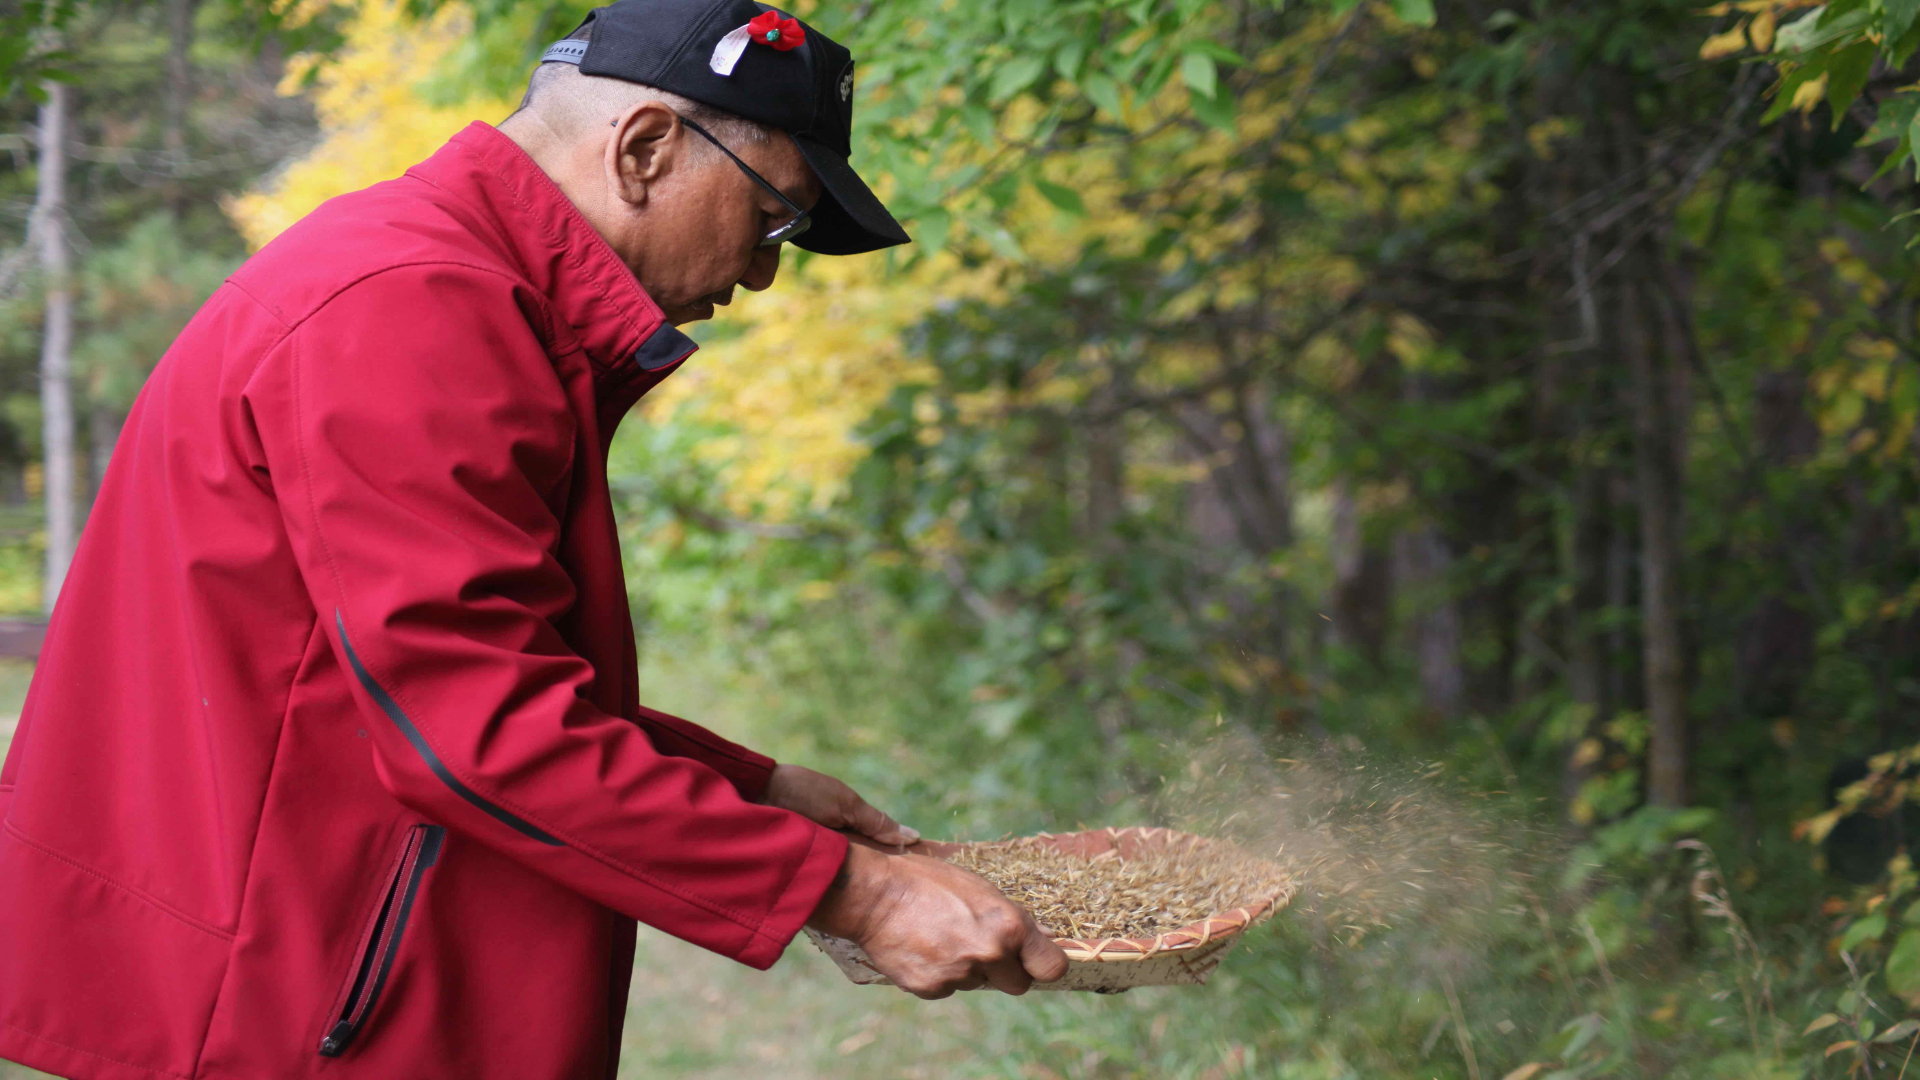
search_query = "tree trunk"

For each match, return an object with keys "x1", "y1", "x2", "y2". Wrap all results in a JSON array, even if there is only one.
[
  {"x1": 163, "y1": 0, "x2": 198, "y2": 213},
  {"x1": 1083, "y1": 382, "x2": 1125, "y2": 547},
  {"x1": 1395, "y1": 524, "x2": 1464, "y2": 722},
  {"x1": 1394, "y1": 366, "x2": 1463, "y2": 721},
  {"x1": 1564, "y1": 454, "x2": 1609, "y2": 803},
  {"x1": 1605, "y1": 474, "x2": 1635, "y2": 714},
  {"x1": 1329, "y1": 481, "x2": 1391, "y2": 662},
  {"x1": 1736, "y1": 368, "x2": 1817, "y2": 720},
  {"x1": 34, "y1": 81, "x2": 77, "y2": 614},
  {"x1": 89, "y1": 403, "x2": 119, "y2": 499},
  {"x1": 1624, "y1": 274, "x2": 1687, "y2": 807}
]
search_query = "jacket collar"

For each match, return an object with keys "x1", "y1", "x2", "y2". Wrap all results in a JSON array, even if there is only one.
[{"x1": 406, "y1": 122, "x2": 697, "y2": 380}]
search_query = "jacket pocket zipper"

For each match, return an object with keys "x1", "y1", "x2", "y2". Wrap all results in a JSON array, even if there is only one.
[{"x1": 318, "y1": 823, "x2": 445, "y2": 1058}]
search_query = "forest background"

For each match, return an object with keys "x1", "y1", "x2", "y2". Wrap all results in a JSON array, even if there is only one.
[{"x1": 2, "y1": 0, "x2": 1920, "y2": 1076}]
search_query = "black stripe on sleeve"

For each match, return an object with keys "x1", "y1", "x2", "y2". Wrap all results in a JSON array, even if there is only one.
[{"x1": 335, "y1": 610, "x2": 564, "y2": 847}]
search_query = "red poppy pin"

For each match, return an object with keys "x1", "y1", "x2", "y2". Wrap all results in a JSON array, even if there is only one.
[
  {"x1": 746, "y1": 11, "x2": 804, "y2": 50},
  {"x1": 710, "y1": 10, "x2": 806, "y2": 75}
]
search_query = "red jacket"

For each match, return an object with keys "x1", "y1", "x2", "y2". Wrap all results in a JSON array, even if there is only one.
[{"x1": 0, "y1": 122, "x2": 849, "y2": 1080}]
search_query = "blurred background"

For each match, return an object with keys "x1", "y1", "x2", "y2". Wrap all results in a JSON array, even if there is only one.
[{"x1": 2, "y1": 0, "x2": 1920, "y2": 1075}]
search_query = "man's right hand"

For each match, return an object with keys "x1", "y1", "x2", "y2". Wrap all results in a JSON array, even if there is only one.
[{"x1": 807, "y1": 843, "x2": 1069, "y2": 999}]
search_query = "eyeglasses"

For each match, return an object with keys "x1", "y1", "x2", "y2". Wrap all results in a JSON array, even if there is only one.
[{"x1": 677, "y1": 115, "x2": 813, "y2": 249}]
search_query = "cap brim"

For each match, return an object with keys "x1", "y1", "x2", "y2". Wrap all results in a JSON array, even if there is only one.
[{"x1": 790, "y1": 137, "x2": 911, "y2": 256}]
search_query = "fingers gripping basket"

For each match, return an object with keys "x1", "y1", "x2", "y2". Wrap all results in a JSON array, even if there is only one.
[{"x1": 805, "y1": 827, "x2": 1294, "y2": 993}]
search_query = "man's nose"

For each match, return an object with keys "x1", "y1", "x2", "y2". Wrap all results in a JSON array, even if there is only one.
[{"x1": 738, "y1": 246, "x2": 781, "y2": 292}]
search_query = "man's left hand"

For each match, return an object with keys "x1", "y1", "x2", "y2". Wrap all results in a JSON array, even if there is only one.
[{"x1": 761, "y1": 764, "x2": 921, "y2": 848}]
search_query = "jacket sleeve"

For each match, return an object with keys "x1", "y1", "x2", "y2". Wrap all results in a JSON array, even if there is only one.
[
  {"x1": 245, "y1": 264, "x2": 846, "y2": 969},
  {"x1": 633, "y1": 704, "x2": 778, "y2": 802}
]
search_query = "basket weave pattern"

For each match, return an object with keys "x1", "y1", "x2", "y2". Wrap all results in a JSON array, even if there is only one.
[{"x1": 806, "y1": 826, "x2": 1293, "y2": 993}]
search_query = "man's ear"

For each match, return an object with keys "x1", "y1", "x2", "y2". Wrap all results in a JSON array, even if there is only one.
[{"x1": 605, "y1": 100, "x2": 683, "y2": 208}]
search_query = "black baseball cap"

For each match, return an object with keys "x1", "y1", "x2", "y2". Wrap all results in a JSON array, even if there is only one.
[{"x1": 540, "y1": 0, "x2": 910, "y2": 256}]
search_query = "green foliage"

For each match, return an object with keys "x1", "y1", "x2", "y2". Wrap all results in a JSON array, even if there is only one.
[
  {"x1": 1728, "y1": 0, "x2": 1920, "y2": 188},
  {"x1": 584, "y1": 0, "x2": 1920, "y2": 1071},
  {"x1": 1, "y1": 0, "x2": 350, "y2": 101},
  {"x1": 0, "y1": 0, "x2": 84, "y2": 100},
  {"x1": 404, "y1": 0, "x2": 1455, "y2": 258},
  {"x1": 8, "y1": 0, "x2": 1920, "y2": 1073},
  {"x1": 74, "y1": 214, "x2": 235, "y2": 408}
]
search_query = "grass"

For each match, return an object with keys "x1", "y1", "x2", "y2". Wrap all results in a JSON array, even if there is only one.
[
  {"x1": 622, "y1": 928, "x2": 1276, "y2": 1079},
  {"x1": 0, "y1": 657, "x2": 33, "y2": 764},
  {"x1": 0, "y1": 621, "x2": 1848, "y2": 1080}
]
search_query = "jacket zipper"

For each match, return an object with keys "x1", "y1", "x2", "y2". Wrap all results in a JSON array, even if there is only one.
[{"x1": 317, "y1": 823, "x2": 445, "y2": 1058}]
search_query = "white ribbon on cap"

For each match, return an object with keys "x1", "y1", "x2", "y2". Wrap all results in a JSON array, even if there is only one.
[{"x1": 709, "y1": 24, "x2": 755, "y2": 76}]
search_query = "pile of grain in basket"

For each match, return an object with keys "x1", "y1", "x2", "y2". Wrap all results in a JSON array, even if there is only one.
[{"x1": 946, "y1": 837, "x2": 1291, "y2": 940}]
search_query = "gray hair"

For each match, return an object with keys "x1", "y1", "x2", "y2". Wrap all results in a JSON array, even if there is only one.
[{"x1": 511, "y1": 27, "x2": 769, "y2": 152}]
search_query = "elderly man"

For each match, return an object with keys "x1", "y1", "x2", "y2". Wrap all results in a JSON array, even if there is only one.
[{"x1": 0, "y1": 2, "x2": 1065, "y2": 1077}]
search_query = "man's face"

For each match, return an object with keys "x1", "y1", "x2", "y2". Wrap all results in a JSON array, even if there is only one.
[{"x1": 599, "y1": 105, "x2": 823, "y2": 325}]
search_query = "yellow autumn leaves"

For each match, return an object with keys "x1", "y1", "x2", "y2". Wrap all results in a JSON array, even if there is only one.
[
  {"x1": 1698, "y1": 1, "x2": 1790, "y2": 59},
  {"x1": 1696, "y1": 1, "x2": 1835, "y2": 116},
  {"x1": 226, "y1": 0, "x2": 517, "y2": 245},
  {"x1": 229, "y1": 0, "x2": 1467, "y2": 523}
]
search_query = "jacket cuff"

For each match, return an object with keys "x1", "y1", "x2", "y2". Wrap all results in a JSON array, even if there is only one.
[
  {"x1": 632, "y1": 705, "x2": 778, "y2": 801},
  {"x1": 733, "y1": 824, "x2": 851, "y2": 971}
]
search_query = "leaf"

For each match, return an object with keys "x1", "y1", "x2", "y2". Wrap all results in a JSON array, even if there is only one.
[
  {"x1": 1869, "y1": 129, "x2": 1916, "y2": 185},
  {"x1": 1807, "y1": 1013, "x2": 1844, "y2": 1035},
  {"x1": 1184, "y1": 40, "x2": 1248, "y2": 64},
  {"x1": 1501, "y1": 1066, "x2": 1546, "y2": 1080},
  {"x1": 1781, "y1": 5, "x2": 1872, "y2": 52},
  {"x1": 1666, "y1": 807, "x2": 1716, "y2": 835},
  {"x1": 1181, "y1": 51, "x2": 1217, "y2": 99},
  {"x1": 1875, "y1": 1019, "x2": 1920, "y2": 1043},
  {"x1": 914, "y1": 208, "x2": 951, "y2": 259},
  {"x1": 1764, "y1": 58, "x2": 1829, "y2": 124},
  {"x1": 983, "y1": 172, "x2": 1021, "y2": 211},
  {"x1": 1892, "y1": 0, "x2": 1920, "y2": 45},
  {"x1": 1827, "y1": 1039, "x2": 1861, "y2": 1057},
  {"x1": 1773, "y1": 6, "x2": 1829, "y2": 52},
  {"x1": 1031, "y1": 179, "x2": 1085, "y2": 215},
  {"x1": 1895, "y1": 18, "x2": 1920, "y2": 66},
  {"x1": 1886, "y1": 929, "x2": 1920, "y2": 998},
  {"x1": 1789, "y1": 71, "x2": 1820, "y2": 116},
  {"x1": 1053, "y1": 39, "x2": 1086, "y2": 82},
  {"x1": 961, "y1": 104, "x2": 996, "y2": 146},
  {"x1": 1825, "y1": 38, "x2": 1875, "y2": 129},
  {"x1": 981, "y1": 225, "x2": 1025, "y2": 262},
  {"x1": 1081, "y1": 71, "x2": 1125, "y2": 118},
  {"x1": 1138, "y1": 51, "x2": 1178, "y2": 99},
  {"x1": 1861, "y1": 93, "x2": 1920, "y2": 147},
  {"x1": 988, "y1": 55, "x2": 1047, "y2": 103},
  {"x1": 972, "y1": 697, "x2": 1027, "y2": 739},
  {"x1": 1190, "y1": 84, "x2": 1236, "y2": 132},
  {"x1": 1558, "y1": 1013, "x2": 1605, "y2": 1062},
  {"x1": 1840, "y1": 912, "x2": 1888, "y2": 952},
  {"x1": 1873, "y1": 0, "x2": 1920, "y2": 48},
  {"x1": 1392, "y1": 0, "x2": 1436, "y2": 26},
  {"x1": 1751, "y1": 8, "x2": 1777, "y2": 51},
  {"x1": 1700, "y1": 21, "x2": 1749, "y2": 60}
]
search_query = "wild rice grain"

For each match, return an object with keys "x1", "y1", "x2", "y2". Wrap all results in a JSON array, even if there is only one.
[{"x1": 945, "y1": 838, "x2": 1291, "y2": 940}]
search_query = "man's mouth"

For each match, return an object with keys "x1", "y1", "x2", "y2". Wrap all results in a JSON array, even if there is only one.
[{"x1": 667, "y1": 287, "x2": 739, "y2": 325}]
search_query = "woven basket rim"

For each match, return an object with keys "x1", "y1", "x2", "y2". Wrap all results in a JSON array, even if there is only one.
[{"x1": 925, "y1": 826, "x2": 1294, "y2": 962}]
